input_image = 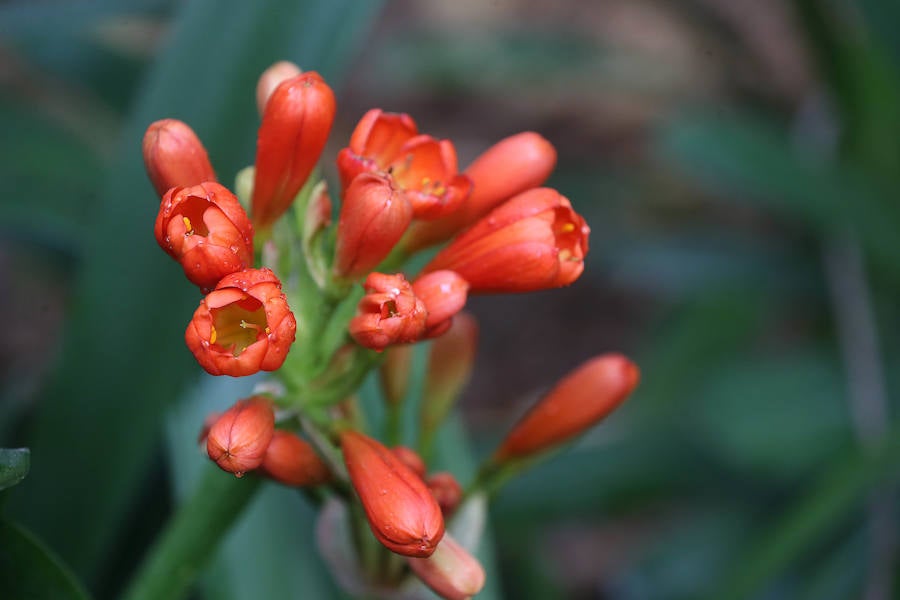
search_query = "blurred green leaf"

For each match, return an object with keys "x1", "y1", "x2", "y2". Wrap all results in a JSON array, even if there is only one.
[
  {"x1": 710, "y1": 427, "x2": 900, "y2": 599},
  {"x1": 659, "y1": 114, "x2": 900, "y2": 278},
  {"x1": 0, "y1": 448, "x2": 30, "y2": 491},
  {"x1": 0, "y1": 519, "x2": 91, "y2": 600},
  {"x1": 9, "y1": 0, "x2": 383, "y2": 588}
]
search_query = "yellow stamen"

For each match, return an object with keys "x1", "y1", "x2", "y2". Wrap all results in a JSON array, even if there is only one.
[
  {"x1": 183, "y1": 216, "x2": 194, "y2": 235},
  {"x1": 558, "y1": 249, "x2": 572, "y2": 261},
  {"x1": 210, "y1": 326, "x2": 217, "y2": 345},
  {"x1": 560, "y1": 223, "x2": 575, "y2": 233}
]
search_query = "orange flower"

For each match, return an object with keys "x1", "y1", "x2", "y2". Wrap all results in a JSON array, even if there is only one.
[
  {"x1": 333, "y1": 172, "x2": 412, "y2": 280},
  {"x1": 494, "y1": 354, "x2": 639, "y2": 462},
  {"x1": 405, "y1": 131, "x2": 557, "y2": 251},
  {"x1": 154, "y1": 182, "x2": 254, "y2": 292},
  {"x1": 206, "y1": 397, "x2": 275, "y2": 476},
  {"x1": 411, "y1": 270, "x2": 469, "y2": 338},
  {"x1": 185, "y1": 268, "x2": 297, "y2": 376},
  {"x1": 336, "y1": 109, "x2": 471, "y2": 219},
  {"x1": 142, "y1": 119, "x2": 217, "y2": 197},
  {"x1": 260, "y1": 430, "x2": 331, "y2": 487},
  {"x1": 252, "y1": 72, "x2": 336, "y2": 230},
  {"x1": 348, "y1": 273, "x2": 426, "y2": 351},
  {"x1": 406, "y1": 534, "x2": 485, "y2": 600},
  {"x1": 341, "y1": 430, "x2": 445, "y2": 557},
  {"x1": 422, "y1": 187, "x2": 589, "y2": 293}
]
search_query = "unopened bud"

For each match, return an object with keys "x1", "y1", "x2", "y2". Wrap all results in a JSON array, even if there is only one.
[
  {"x1": 407, "y1": 534, "x2": 485, "y2": 600},
  {"x1": 412, "y1": 270, "x2": 469, "y2": 338},
  {"x1": 255, "y1": 60, "x2": 302, "y2": 115},
  {"x1": 494, "y1": 353, "x2": 639, "y2": 462},
  {"x1": 341, "y1": 430, "x2": 444, "y2": 557},
  {"x1": 392, "y1": 445, "x2": 427, "y2": 479},
  {"x1": 421, "y1": 313, "x2": 478, "y2": 437},
  {"x1": 379, "y1": 344, "x2": 413, "y2": 407},
  {"x1": 426, "y1": 472, "x2": 463, "y2": 517},
  {"x1": 261, "y1": 430, "x2": 331, "y2": 486},
  {"x1": 206, "y1": 397, "x2": 275, "y2": 476},
  {"x1": 143, "y1": 119, "x2": 217, "y2": 197}
]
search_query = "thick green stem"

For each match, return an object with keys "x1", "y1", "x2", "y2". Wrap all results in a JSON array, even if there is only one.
[{"x1": 121, "y1": 469, "x2": 262, "y2": 600}]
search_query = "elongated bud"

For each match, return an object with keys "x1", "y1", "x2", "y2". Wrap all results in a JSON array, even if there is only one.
[
  {"x1": 392, "y1": 445, "x2": 427, "y2": 479},
  {"x1": 379, "y1": 344, "x2": 413, "y2": 407},
  {"x1": 154, "y1": 182, "x2": 254, "y2": 292},
  {"x1": 423, "y1": 188, "x2": 589, "y2": 293},
  {"x1": 421, "y1": 313, "x2": 478, "y2": 437},
  {"x1": 256, "y1": 60, "x2": 302, "y2": 115},
  {"x1": 252, "y1": 71, "x2": 336, "y2": 229},
  {"x1": 348, "y1": 273, "x2": 427, "y2": 351},
  {"x1": 405, "y1": 132, "x2": 556, "y2": 251},
  {"x1": 333, "y1": 173, "x2": 412, "y2": 280},
  {"x1": 407, "y1": 534, "x2": 485, "y2": 600},
  {"x1": 185, "y1": 268, "x2": 297, "y2": 376},
  {"x1": 206, "y1": 397, "x2": 275, "y2": 476},
  {"x1": 143, "y1": 119, "x2": 217, "y2": 197},
  {"x1": 412, "y1": 270, "x2": 469, "y2": 338},
  {"x1": 494, "y1": 354, "x2": 639, "y2": 462},
  {"x1": 261, "y1": 430, "x2": 331, "y2": 486},
  {"x1": 426, "y1": 472, "x2": 463, "y2": 517},
  {"x1": 341, "y1": 430, "x2": 445, "y2": 557}
]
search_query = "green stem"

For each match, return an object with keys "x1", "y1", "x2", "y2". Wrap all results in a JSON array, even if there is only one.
[{"x1": 120, "y1": 469, "x2": 262, "y2": 600}]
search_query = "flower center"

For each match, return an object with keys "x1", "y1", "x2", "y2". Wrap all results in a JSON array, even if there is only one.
[
  {"x1": 209, "y1": 296, "x2": 269, "y2": 357},
  {"x1": 176, "y1": 195, "x2": 213, "y2": 237},
  {"x1": 553, "y1": 209, "x2": 586, "y2": 261}
]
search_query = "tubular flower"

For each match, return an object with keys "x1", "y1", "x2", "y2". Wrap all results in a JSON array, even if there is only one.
[
  {"x1": 336, "y1": 109, "x2": 472, "y2": 220},
  {"x1": 333, "y1": 172, "x2": 413, "y2": 280},
  {"x1": 422, "y1": 187, "x2": 590, "y2": 293},
  {"x1": 348, "y1": 273, "x2": 427, "y2": 351},
  {"x1": 154, "y1": 182, "x2": 254, "y2": 292},
  {"x1": 261, "y1": 430, "x2": 331, "y2": 487},
  {"x1": 206, "y1": 397, "x2": 275, "y2": 476},
  {"x1": 341, "y1": 430, "x2": 445, "y2": 557},
  {"x1": 405, "y1": 131, "x2": 557, "y2": 251},
  {"x1": 425, "y1": 472, "x2": 463, "y2": 517},
  {"x1": 411, "y1": 270, "x2": 469, "y2": 338},
  {"x1": 494, "y1": 354, "x2": 640, "y2": 462},
  {"x1": 252, "y1": 71, "x2": 336, "y2": 230},
  {"x1": 143, "y1": 119, "x2": 217, "y2": 197},
  {"x1": 185, "y1": 268, "x2": 297, "y2": 376},
  {"x1": 255, "y1": 60, "x2": 302, "y2": 115},
  {"x1": 407, "y1": 534, "x2": 486, "y2": 600}
]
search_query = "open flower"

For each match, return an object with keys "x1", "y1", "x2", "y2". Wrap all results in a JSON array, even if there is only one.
[
  {"x1": 143, "y1": 119, "x2": 217, "y2": 197},
  {"x1": 252, "y1": 71, "x2": 336, "y2": 230},
  {"x1": 422, "y1": 187, "x2": 589, "y2": 293},
  {"x1": 494, "y1": 353, "x2": 639, "y2": 462},
  {"x1": 185, "y1": 268, "x2": 297, "y2": 376},
  {"x1": 341, "y1": 430, "x2": 445, "y2": 557},
  {"x1": 348, "y1": 273, "x2": 426, "y2": 351},
  {"x1": 336, "y1": 109, "x2": 471, "y2": 220},
  {"x1": 154, "y1": 182, "x2": 254, "y2": 292},
  {"x1": 405, "y1": 131, "x2": 557, "y2": 251}
]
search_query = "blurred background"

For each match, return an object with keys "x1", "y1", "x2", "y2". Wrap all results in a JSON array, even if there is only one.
[{"x1": 2, "y1": 0, "x2": 900, "y2": 598}]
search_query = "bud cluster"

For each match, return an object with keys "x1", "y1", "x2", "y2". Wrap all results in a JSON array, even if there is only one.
[{"x1": 141, "y1": 60, "x2": 639, "y2": 600}]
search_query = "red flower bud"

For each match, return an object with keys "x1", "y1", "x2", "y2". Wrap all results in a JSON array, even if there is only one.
[
  {"x1": 185, "y1": 268, "x2": 297, "y2": 376},
  {"x1": 426, "y1": 472, "x2": 463, "y2": 517},
  {"x1": 154, "y1": 182, "x2": 254, "y2": 292},
  {"x1": 337, "y1": 109, "x2": 471, "y2": 219},
  {"x1": 206, "y1": 397, "x2": 275, "y2": 476},
  {"x1": 411, "y1": 270, "x2": 469, "y2": 337},
  {"x1": 341, "y1": 430, "x2": 445, "y2": 557},
  {"x1": 405, "y1": 131, "x2": 557, "y2": 251},
  {"x1": 422, "y1": 188, "x2": 590, "y2": 293},
  {"x1": 379, "y1": 344, "x2": 413, "y2": 407},
  {"x1": 421, "y1": 313, "x2": 478, "y2": 439},
  {"x1": 348, "y1": 273, "x2": 426, "y2": 351},
  {"x1": 407, "y1": 534, "x2": 485, "y2": 600},
  {"x1": 255, "y1": 60, "x2": 302, "y2": 115},
  {"x1": 142, "y1": 119, "x2": 217, "y2": 197},
  {"x1": 391, "y1": 445, "x2": 427, "y2": 479},
  {"x1": 252, "y1": 72, "x2": 336, "y2": 229},
  {"x1": 260, "y1": 430, "x2": 331, "y2": 487},
  {"x1": 494, "y1": 354, "x2": 639, "y2": 462},
  {"x1": 333, "y1": 173, "x2": 412, "y2": 280}
]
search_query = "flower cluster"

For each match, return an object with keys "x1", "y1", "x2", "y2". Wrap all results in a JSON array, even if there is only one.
[{"x1": 143, "y1": 61, "x2": 637, "y2": 600}]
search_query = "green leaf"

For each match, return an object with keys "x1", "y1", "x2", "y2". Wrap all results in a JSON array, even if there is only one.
[
  {"x1": 0, "y1": 448, "x2": 30, "y2": 491},
  {"x1": 8, "y1": 0, "x2": 383, "y2": 587},
  {"x1": 0, "y1": 519, "x2": 91, "y2": 600}
]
